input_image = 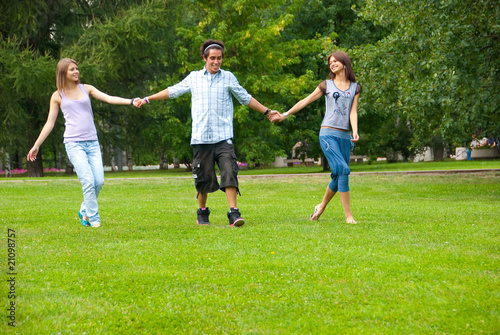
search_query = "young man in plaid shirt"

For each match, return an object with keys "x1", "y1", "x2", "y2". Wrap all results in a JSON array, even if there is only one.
[{"x1": 138, "y1": 39, "x2": 278, "y2": 227}]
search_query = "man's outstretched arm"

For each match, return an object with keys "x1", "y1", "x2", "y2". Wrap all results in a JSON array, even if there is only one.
[{"x1": 247, "y1": 97, "x2": 279, "y2": 122}]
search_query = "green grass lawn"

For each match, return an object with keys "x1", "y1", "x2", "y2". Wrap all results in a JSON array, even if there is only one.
[{"x1": 1, "y1": 170, "x2": 499, "y2": 334}]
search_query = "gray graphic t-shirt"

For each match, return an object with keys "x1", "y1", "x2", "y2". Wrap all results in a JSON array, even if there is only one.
[{"x1": 319, "y1": 80, "x2": 361, "y2": 131}]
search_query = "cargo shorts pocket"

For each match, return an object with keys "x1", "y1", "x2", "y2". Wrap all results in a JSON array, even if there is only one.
[{"x1": 192, "y1": 162, "x2": 204, "y2": 187}]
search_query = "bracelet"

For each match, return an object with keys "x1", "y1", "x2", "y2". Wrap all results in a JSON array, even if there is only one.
[
  {"x1": 144, "y1": 97, "x2": 150, "y2": 104},
  {"x1": 264, "y1": 108, "x2": 271, "y2": 116},
  {"x1": 130, "y1": 99, "x2": 134, "y2": 105}
]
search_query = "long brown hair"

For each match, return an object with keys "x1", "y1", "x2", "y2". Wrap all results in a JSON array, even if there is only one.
[
  {"x1": 328, "y1": 51, "x2": 356, "y2": 82},
  {"x1": 56, "y1": 58, "x2": 79, "y2": 93}
]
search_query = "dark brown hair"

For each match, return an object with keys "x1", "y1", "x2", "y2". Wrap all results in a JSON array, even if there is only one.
[
  {"x1": 201, "y1": 39, "x2": 225, "y2": 59},
  {"x1": 328, "y1": 51, "x2": 356, "y2": 82},
  {"x1": 56, "y1": 58, "x2": 79, "y2": 93}
]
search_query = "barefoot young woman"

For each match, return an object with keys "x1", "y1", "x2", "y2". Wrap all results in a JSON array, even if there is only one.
[{"x1": 273, "y1": 51, "x2": 361, "y2": 224}]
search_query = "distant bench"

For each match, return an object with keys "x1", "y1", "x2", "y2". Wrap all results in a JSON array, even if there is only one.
[
  {"x1": 471, "y1": 148, "x2": 500, "y2": 159},
  {"x1": 350, "y1": 155, "x2": 365, "y2": 164},
  {"x1": 283, "y1": 158, "x2": 316, "y2": 167}
]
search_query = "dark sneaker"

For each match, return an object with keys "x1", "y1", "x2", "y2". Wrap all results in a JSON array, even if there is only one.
[
  {"x1": 197, "y1": 208, "x2": 210, "y2": 225},
  {"x1": 228, "y1": 208, "x2": 245, "y2": 227}
]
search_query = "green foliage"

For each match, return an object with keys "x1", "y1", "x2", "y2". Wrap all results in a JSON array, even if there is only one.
[
  {"x1": 0, "y1": 39, "x2": 55, "y2": 162},
  {"x1": 69, "y1": 1, "x2": 177, "y2": 89},
  {"x1": 355, "y1": 0, "x2": 499, "y2": 152},
  {"x1": 359, "y1": 115, "x2": 414, "y2": 162}
]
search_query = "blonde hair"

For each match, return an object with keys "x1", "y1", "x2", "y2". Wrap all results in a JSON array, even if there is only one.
[{"x1": 56, "y1": 58, "x2": 79, "y2": 93}]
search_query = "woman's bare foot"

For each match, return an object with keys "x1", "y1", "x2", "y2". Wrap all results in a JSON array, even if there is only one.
[
  {"x1": 310, "y1": 205, "x2": 325, "y2": 221},
  {"x1": 346, "y1": 217, "x2": 357, "y2": 224}
]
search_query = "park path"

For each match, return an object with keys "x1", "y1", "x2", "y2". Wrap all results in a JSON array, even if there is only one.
[{"x1": 1, "y1": 168, "x2": 498, "y2": 183}]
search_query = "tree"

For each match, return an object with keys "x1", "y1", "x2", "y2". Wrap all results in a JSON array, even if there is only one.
[
  {"x1": 0, "y1": 40, "x2": 54, "y2": 176},
  {"x1": 0, "y1": 0, "x2": 66, "y2": 176},
  {"x1": 353, "y1": 0, "x2": 499, "y2": 156}
]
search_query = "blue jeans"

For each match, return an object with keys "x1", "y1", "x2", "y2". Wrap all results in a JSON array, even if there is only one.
[
  {"x1": 466, "y1": 148, "x2": 473, "y2": 161},
  {"x1": 65, "y1": 140, "x2": 104, "y2": 225},
  {"x1": 319, "y1": 128, "x2": 351, "y2": 193}
]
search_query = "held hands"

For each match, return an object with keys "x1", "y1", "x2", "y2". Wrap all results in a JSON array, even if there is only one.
[
  {"x1": 132, "y1": 98, "x2": 143, "y2": 108},
  {"x1": 134, "y1": 98, "x2": 148, "y2": 108},
  {"x1": 266, "y1": 110, "x2": 280, "y2": 122},
  {"x1": 134, "y1": 96, "x2": 152, "y2": 108},
  {"x1": 269, "y1": 112, "x2": 289, "y2": 123}
]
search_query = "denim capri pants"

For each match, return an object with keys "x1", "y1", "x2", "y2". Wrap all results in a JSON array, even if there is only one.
[{"x1": 319, "y1": 128, "x2": 352, "y2": 193}]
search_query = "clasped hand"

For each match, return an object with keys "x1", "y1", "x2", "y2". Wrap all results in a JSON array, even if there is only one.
[
  {"x1": 268, "y1": 112, "x2": 288, "y2": 123},
  {"x1": 132, "y1": 98, "x2": 144, "y2": 108}
]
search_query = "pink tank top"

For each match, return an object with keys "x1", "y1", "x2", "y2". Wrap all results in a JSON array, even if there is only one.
[{"x1": 60, "y1": 84, "x2": 98, "y2": 143}]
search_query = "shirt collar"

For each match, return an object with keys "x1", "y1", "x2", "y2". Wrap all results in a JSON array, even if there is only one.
[{"x1": 203, "y1": 66, "x2": 221, "y2": 76}]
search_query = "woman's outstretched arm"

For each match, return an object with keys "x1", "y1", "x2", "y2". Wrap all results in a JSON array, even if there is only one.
[
  {"x1": 84, "y1": 84, "x2": 139, "y2": 106},
  {"x1": 273, "y1": 86, "x2": 323, "y2": 122},
  {"x1": 27, "y1": 92, "x2": 61, "y2": 161}
]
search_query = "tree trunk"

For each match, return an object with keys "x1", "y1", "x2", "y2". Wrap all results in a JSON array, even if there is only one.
[
  {"x1": 160, "y1": 152, "x2": 168, "y2": 170},
  {"x1": 14, "y1": 152, "x2": 23, "y2": 170},
  {"x1": 431, "y1": 133, "x2": 444, "y2": 161},
  {"x1": 110, "y1": 144, "x2": 116, "y2": 172},
  {"x1": 116, "y1": 147, "x2": 123, "y2": 171},
  {"x1": 27, "y1": 150, "x2": 44, "y2": 177},
  {"x1": 173, "y1": 157, "x2": 180, "y2": 169},
  {"x1": 127, "y1": 146, "x2": 133, "y2": 171},
  {"x1": 26, "y1": 98, "x2": 45, "y2": 177},
  {"x1": 58, "y1": 151, "x2": 63, "y2": 169},
  {"x1": 433, "y1": 147, "x2": 444, "y2": 161},
  {"x1": 65, "y1": 156, "x2": 74, "y2": 175},
  {"x1": 52, "y1": 143, "x2": 57, "y2": 169},
  {"x1": 4, "y1": 150, "x2": 12, "y2": 178},
  {"x1": 322, "y1": 153, "x2": 329, "y2": 172}
]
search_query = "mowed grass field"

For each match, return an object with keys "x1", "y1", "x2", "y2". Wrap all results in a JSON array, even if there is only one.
[{"x1": 1, "y1": 170, "x2": 499, "y2": 334}]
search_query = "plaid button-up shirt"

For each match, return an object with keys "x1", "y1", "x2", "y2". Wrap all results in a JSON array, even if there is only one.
[{"x1": 168, "y1": 67, "x2": 252, "y2": 144}]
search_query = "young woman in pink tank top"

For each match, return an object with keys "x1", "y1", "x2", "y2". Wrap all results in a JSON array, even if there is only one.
[{"x1": 27, "y1": 58, "x2": 140, "y2": 228}]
